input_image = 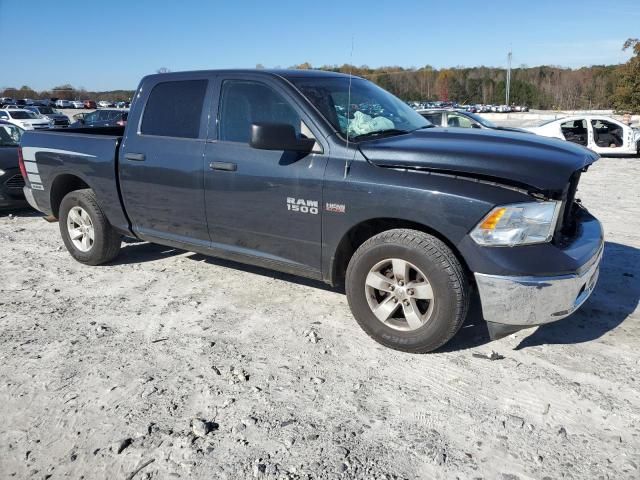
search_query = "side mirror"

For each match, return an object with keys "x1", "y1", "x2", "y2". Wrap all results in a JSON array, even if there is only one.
[{"x1": 250, "y1": 123, "x2": 315, "y2": 152}]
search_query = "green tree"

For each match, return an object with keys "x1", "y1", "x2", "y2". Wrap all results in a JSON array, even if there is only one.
[{"x1": 612, "y1": 38, "x2": 640, "y2": 113}]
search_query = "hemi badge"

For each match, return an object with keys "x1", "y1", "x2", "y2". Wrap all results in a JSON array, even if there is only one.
[{"x1": 325, "y1": 202, "x2": 346, "y2": 213}]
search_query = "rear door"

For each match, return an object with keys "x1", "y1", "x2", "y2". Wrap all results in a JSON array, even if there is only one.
[
  {"x1": 203, "y1": 75, "x2": 328, "y2": 274},
  {"x1": 119, "y1": 75, "x2": 213, "y2": 245}
]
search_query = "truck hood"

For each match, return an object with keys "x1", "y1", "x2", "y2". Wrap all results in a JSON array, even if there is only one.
[{"x1": 358, "y1": 128, "x2": 599, "y2": 194}]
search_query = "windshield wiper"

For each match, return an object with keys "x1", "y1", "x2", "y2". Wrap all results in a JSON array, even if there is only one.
[{"x1": 350, "y1": 129, "x2": 409, "y2": 141}]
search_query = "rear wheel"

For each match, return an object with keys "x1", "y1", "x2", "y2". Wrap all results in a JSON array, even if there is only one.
[
  {"x1": 59, "y1": 189, "x2": 121, "y2": 265},
  {"x1": 346, "y1": 229, "x2": 469, "y2": 353}
]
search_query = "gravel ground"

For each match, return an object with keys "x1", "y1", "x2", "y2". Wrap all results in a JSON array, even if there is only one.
[{"x1": 1, "y1": 156, "x2": 639, "y2": 479}]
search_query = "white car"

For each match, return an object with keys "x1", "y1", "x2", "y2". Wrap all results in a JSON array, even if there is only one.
[
  {"x1": 97, "y1": 100, "x2": 113, "y2": 108},
  {"x1": 55, "y1": 99, "x2": 73, "y2": 109},
  {"x1": 70, "y1": 100, "x2": 84, "y2": 109},
  {"x1": 0, "y1": 108, "x2": 51, "y2": 130},
  {"x1": 527, "y1": 115, "x2": 640, "y2": 156}
]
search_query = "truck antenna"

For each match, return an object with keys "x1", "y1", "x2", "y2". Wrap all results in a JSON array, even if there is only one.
[{"x1": 344, "y1": 35, "x2": 355, "y2": 178}]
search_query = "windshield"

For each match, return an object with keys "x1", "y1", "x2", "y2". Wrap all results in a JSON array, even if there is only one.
[
  {"x1": 464, "y1": 111, "x2": 496, "y2": 128},
  {"x1": 0, "y1": 123, "x2": 23, "y2": 146},
  {"x1": 9, "y1": 111, "x2": 37, "y2": 119},
  {"x1": 291, "y1": 77, "x2": 430, "y2": 140},
  {"x1": 38, "y1": 107, "x2": 55, "y2": 114}
]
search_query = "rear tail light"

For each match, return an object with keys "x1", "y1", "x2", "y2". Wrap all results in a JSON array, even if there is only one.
[{"x1": 18, "y1": 146, "x2": 28, "y2": 181}]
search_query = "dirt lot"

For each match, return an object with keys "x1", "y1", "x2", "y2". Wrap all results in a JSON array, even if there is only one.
[{"x1": 1, "y1": 157, "x2": 639, "y2": 479}]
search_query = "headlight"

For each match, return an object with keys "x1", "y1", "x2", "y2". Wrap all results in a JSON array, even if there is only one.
[
  {"x1": 0, "y1": 169, "x2": 5, "y2": 176},
  {"x1": 470, "y1": 201, "x2": 562, "y2": 246}
]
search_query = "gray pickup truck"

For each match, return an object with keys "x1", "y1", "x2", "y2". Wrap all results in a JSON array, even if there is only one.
[{"x1": 19, "y1": 69, "x2": 604, "y2": 353}]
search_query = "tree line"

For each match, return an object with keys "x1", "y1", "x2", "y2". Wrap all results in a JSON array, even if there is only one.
[
  {"x1": 2, "y1": 38, "x2": 638, "y2": 112},
  {"x1": 306, "y1": 63, "x2": 619, "y2": 110},
  {"x1": 0, "y1": 84, "x2": 134, "y2": 104}
]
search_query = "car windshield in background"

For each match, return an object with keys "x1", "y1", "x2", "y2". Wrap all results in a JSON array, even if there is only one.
[
  {"x1": 10, "y1": 111, "x2": 37, "y2": 119},
  {"x1": 291, "y1": 77, "x2": 430, "y2": 140},
  {"x1": 38, "y1": 107, "x2": 55, "y2": 114},
  {"x1": 464, "y1": 111, "x2": 496, "y2": 128},
  {"x1": 0, "y1": 123, "x2": 22, "y2": 146}
]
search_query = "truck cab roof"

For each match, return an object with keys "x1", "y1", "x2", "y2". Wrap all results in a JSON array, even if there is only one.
[{"x1": 142, "y1": 68, "x2": 357, "y2": 84}]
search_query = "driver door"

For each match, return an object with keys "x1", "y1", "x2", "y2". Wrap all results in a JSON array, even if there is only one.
[{"x1": 204, "y1": 76, "x2": 328, "y2": 276}]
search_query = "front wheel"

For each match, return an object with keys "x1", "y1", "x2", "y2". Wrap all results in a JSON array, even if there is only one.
[
  {"x1": 59, "y1": 189, "x2": 121, "y2": 265},
  {"x1": 346, "y1": 229, "x2": 469, "y2": 353}
]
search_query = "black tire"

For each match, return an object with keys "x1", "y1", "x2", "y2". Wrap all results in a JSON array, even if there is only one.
[
  {"x1": 59, "y1": 188, "x2": 121, "y2": 265},
  {"x1": 346, "y1": 229, "x2": 469, "y2": 353}
]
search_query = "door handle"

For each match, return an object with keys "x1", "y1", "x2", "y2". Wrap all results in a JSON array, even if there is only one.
[
  {"x1": 210, "y1": 161, "x2": 237, "y2": 172},
  {"x1": 125, "y1": 153, "x2": 145, "y2": 161}
]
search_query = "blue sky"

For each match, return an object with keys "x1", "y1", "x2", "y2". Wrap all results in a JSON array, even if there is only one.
[{"x1": 1, "y1": 0, "x2": 637, "y2": 91}]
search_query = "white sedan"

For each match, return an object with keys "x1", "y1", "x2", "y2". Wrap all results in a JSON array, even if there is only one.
[
  {"x1": 0, "y1": 109, "x2": 51, "y2": 130},
  {"x1": 70, "y1": 100, "x2": 85, "y2": 109},
  {"x1": 527, "y1": 115, "x2": 640, "y2": 156}
]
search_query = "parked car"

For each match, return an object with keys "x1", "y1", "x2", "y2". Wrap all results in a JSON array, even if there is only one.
[
  {"x1": 24, "y1": 106, "x2": 70, "y2": 128},
  {"x1": 83, "y1": 100, "x2": 97, "y2": 109},
  {"x1": 68, "y1": 109, "x2": 128, "y2": 128},
  {"x1": 55, "y1": 99, "x2": 73, "y2": 109},
  {"x1": 0, "y1": 97, "x2": 16, "y2": 107},
  {"x1": 97, "y1": 100, "x2": 113, "y2": 108},
  {"x1": 418, "y1": 108, "x2": 531, "y2": 133},
  {"x1": 527, "y1": 115, "x2": 640, "y2": 156},
  {"x1": 0, "y1": 109, "x2": 51, "y2": 130},
  {"x1": 33, "y1": 99, "x2": 53, "y2": 107},
  {"x1": 22, "y1": 98, "x2": 35, "y2": 106},
  {"x1": 0, "y1": 121, "x2": 27, "y2": 209},
  {"x1": 20, "y1": 69, "x2": 603, "y2": 353},
  {"x1": 70, "y1": 100, "x2": 84, "y2": 109}
]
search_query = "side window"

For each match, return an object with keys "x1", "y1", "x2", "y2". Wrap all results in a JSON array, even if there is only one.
[
  {"x1": 422, "y1": 112, "x2": 442, "y2": 126},
  {"x1": 0, "y1": 111, "x2": 8, "y2": 119},
  {"x1": 591, "y1": 119, "x2": 623, "y2": 148},
  {"x1": 84, "y1": 111, "x2": 99, "y2": 123},
  {"x1": 140, "y1": 79, "x2": 208, "y2": 138},
  {"x1": 560, "y1": 119, "x2": 587, "y2": 146},
  {"x1": 97, "y1": 111, "x2": 112, "y2": 121},
  {"x1": 448, "y1": 113, "x2": 474, "y2": 128},
  {"x1": 218, "y1": 80, "x2": 301, "y2": 143}
]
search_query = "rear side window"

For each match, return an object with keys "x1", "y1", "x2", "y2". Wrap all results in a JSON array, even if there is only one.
[
  {"x1": 422, "y1": 112, "x2": 442, "y2": 126},
  {"x1": 140, "y1": 79, "x2": 207, "y2": 138},
  {"x1": 218, "y1": 80, "x2": 300, "y2": 143}
]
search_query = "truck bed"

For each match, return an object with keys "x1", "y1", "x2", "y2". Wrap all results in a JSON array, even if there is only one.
[{"x1": 20, "y1": 127, "x2": 131, "y2": 234}]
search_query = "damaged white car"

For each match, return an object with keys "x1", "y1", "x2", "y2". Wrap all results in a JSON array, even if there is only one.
[{"x1": 527, "y1": 115, "x2": 640, "y2": 156}]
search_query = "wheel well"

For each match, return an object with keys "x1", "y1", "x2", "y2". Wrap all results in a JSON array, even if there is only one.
[
  {"x1": 50, "y1": 174, "x2": 90, "y2": 218},
  {"x1": 331, "y1": 218, "x2": 470, "y2": 286}
]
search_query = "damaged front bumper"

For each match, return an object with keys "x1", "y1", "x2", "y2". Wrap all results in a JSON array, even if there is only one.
[{"x1": 473, "y1": 217, "x2": 604, "y2": 338}]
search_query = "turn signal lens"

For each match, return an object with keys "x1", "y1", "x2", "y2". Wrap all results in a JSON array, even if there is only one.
[{"x1": 479, "y1": 207, "x2": 506, "y2": 230}]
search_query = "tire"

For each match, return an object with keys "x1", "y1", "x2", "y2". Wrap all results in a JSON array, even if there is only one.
[
  {"x1": 58, "y1": 189, "x2": 121, "y2": 265},
  {"x1": 346, "y1": 229, "x2": 469, "y2": 353}
]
